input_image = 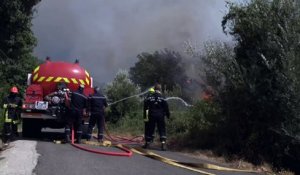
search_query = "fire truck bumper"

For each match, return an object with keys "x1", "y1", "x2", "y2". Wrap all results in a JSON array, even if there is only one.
[{"x1": 21, "y1": 113, "x2": 57, "y2": 120}]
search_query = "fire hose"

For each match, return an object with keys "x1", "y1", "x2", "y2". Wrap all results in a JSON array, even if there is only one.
[
  {"x1": 103, "y1": 125, "x2": 144, "y2": 145},
  {"x1": 65, "y1": 126, "x2": 257, "y2": 175},
  {"x1": 60, "y1": 91, "x2": 256, "y2": 174},
  {"x1": 51, "y1": 128, "x2": 259, "y2": 174},
  {"x1": 70, "y1": 126, "x2": 133, "y2": 157}
]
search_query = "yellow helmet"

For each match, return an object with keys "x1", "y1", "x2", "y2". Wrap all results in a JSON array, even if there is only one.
[{"x1": 149, "y1": 87, "x2": 155, "y2": 93}]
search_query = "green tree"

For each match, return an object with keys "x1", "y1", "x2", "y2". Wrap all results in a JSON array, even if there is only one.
[
  {"x1": 105, "y1": 70, "x2": 141, "y2": 123},
  {"x1": 197, "y1": 0, "x2": 300, "y2": 172},
  {"x1": 129, "y1": 49, "x2": 187, "y2": 92},
  {"x1": 0, "y1": 0, "x2": 40, "y2": 92},
  {"x1": 0, "y1": 0, "x2": 40, "y2": 130}
]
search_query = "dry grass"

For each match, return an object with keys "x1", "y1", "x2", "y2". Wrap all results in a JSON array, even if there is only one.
[{"x1": 177, "y1": 149, "x2": 295, "y2": 175}]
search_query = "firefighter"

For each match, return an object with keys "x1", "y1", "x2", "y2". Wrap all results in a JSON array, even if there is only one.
[
  {"x1": 2, "y1": 86, "x2": 22, "y2": 144},
  {"x1": 65, "y1": 84, "x2": 87, "y2": 144},
  {"x1": 143, "y1": 87, "x2": 155, "y2": 144},
  {"x1": 87, "y1": 86, "x2": 108, "y2": 142},
  {"x1": 143, "y1": 84, "x2": 170, "y2": 151}
]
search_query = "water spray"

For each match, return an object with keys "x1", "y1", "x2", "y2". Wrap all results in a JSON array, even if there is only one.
[
  {"x1": 108, "y1": 88, "x2": 193, "y2": 107},
  {"x1": 165, "y1": 97, "x2": 193, "y2": 107},
  {"x1": 108, "y1": 89, "x2": 150, "y2": 106}
]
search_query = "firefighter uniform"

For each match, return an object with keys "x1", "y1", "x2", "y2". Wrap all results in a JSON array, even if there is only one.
[
  {"x1": 143, "y1": 87, "x2": 170, "y2": 150},
  {"x1": 87, "y1": 87, "x2": 108, "y2": 142},
  {"x1": 144, "y1": 87, "x2": 155, "y2": 143},
  {"x1": 2, "y1": 87, "x2": 22, "y2": 143},
  {"x1": 65, "y1": 85, "x2": 87, "y2": 143}
]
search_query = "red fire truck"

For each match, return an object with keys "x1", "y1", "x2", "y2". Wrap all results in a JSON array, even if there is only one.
[{"x1": 21, "y1": 58, "x2": 93, "y2": 137}]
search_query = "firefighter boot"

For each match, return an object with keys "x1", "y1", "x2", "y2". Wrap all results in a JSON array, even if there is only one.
[
  {"x1": 142, "y1": 142, "x2": 150, "y2": 149},
  {"x1": 161, "y1": 141, "x2": 167, "y2": 151},
  {"x1": 65, "y1": 134, "x2": 70, "y2": 143},
  {"x1": 64, "y1": 127, "x2": 71, "y2": 143},
  {"x1": 76, "y1": 133, "x2": 82, "y2": 144},
  {"x1": 12, "y1": 124, "x2": 19, "y2": 137}
]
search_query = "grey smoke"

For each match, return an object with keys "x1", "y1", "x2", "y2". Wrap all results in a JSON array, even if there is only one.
[{"x1": 32, "y1": 0, "x2": 233, "y2": 84}]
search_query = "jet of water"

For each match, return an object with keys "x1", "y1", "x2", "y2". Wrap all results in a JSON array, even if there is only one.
[
  {"x1": 108, "y1": 87, "x2": 193, "y2": 108},
  {"x1": 165, "y1": 97, "x2": 193, "y2": 107},
  {"x1": 108, "y1": 88, "x2": 150, "y2": 106}
]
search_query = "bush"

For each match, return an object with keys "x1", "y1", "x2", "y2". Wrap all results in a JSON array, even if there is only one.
[
  {"x1": 167, "y1": 111, "x2": 190, "y2": 137},
  {"x1": 190, "y1": 0, "x2": 300, "y2": 172},
  {"x1": 105, "y1": 70, "x2": 141, "y2": 123},
  {"x1": 181, "y1": 101, "x2": 221, "y2": 148}
]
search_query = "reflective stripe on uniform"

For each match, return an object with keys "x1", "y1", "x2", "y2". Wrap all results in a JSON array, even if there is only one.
[
  {"x1": 13, "y1": 120, "x2": 20, "y2": 124},
  {"x1": 4, "y1": 110, "x2": 12, "y2": 123}
]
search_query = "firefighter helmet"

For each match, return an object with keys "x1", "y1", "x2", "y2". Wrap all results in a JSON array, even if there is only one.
[
  {"x1": 149, "y1": 87, "x2": 155, "y2": 93},
  {"x1": 10, "y1": 86, "x2": 18, "y2": 93}
]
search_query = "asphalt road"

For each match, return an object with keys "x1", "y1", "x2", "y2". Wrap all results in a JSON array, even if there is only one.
[{"x1": 32, "y1": 130, "x2": 260, "y2": 175}]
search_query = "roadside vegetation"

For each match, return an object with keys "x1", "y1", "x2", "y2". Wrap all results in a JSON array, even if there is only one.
[
  {"x1": 106, "y1": 0, "x2": 300, "y2": 173},
  {"x1": 0, "y1": 0, "x2": 299, "y2": 174},
  {"x1": 0, "y1": 0, "x2": 40, "y2": 133}
]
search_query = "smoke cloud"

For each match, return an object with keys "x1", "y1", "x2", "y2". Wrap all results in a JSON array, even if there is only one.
[{"x1": 32, "y1": 0, "x2": 231, "y2": 84}]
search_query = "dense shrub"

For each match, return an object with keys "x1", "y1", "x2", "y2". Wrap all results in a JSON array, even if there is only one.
[
  {"x1": 193, "y1": 0, "x2": 300, "y2": 172},
  {"x1": 105, "y1": 70, "x2": 141, "y2": 123}
]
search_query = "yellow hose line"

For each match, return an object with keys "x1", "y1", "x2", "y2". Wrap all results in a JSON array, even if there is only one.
[
  {"x1": 178, "y1": 162, "x2": 257, "y2": 172},
  {"x1": 139, "y1": 147, "x2": 256, "y2": 172},
  {"x1": 124, "y1": 146, "x2": 257, "y2": 174},
  {"x1": 83, "y1": 140, "x2": 112, "y2": 147},
  {"x1": 54, "y1": 139, "x2": 256, "y2": 174},
  {"x1": 120, "y1": 145, "x2": 215, "y2": 175}
]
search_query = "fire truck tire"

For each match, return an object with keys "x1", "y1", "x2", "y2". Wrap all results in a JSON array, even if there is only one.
[{"x1": 22, "y1": 118, "x2": 42, "y2": 138}]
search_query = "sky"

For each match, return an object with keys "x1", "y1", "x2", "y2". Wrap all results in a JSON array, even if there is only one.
[{"x1": 32, "y1": 0, "x2": 233, "y2": 84}]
